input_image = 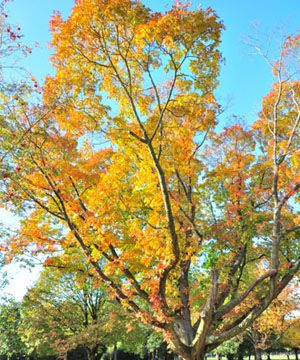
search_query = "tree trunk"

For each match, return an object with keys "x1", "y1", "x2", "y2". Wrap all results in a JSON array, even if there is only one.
[
  {"x1": 87, "y1": 347, "x2": 97, "y2": 360},
  {"x1": 266, "y1": 350, "x2": 271, "y2": 360},
  {"x1": 294, "y1": 348, "x2": 299, "y2": 360},
  {"x1": 177, "y1": 353, "x2": 205, "y2": 360},
  {"x1": 109, "y1": 345, "x2": 117, "y2": 360},
  {"x1": 191, "y1": 353, "x2": 205, "y2": 360},
  {"x1": 113, "y1": 345, "x2": 118, "y2": 360},
  {"x1": 237, "y1": 350, "x2": 243, "y2": 360},
  {"x1": 254, "y1": 348, "x2": 262, "y2": 360}
]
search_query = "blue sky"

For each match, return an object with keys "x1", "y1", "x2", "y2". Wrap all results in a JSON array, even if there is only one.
[
  {"x1": 6, "y1": 0, "x2": 299, "y2": 123},
  {"x1": 1, "y1": 0, "x2": 299, "y2": 299}
]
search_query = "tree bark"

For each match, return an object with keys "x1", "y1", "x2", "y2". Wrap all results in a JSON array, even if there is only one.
[
  {"x1": 294, "y1": 348, "x2": 299, "y2": 360},
  {"x1": 113, "y1": 345, "x2": 118, "y2": 360},
  {"x1": 177, "y1": 353, "x2": 205, "y2": 360},
  {"x1": 194, "y1": 354, "x2": 204, "y2": 360},
  {"x1": 188, "y1": 353, "x2": 205, "y2": 360},
  {"x1": 110, "y1": 346, "x2": 117, "y2": 360},
  {"x1": 254, "y1": 348, "x2": 262, "y2": 360},
  {"x1": 86, "y1": 347, "x2": 97, "y2": 360}
]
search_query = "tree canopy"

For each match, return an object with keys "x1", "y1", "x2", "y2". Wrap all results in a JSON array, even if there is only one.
[{"x1": 0, "y1": 1, "x2": 299, "y2": 360}]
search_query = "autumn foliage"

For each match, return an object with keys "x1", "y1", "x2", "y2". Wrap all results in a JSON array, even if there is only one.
[{"x1": 0, "y1": 1, "x2": 300, "y2": 360}]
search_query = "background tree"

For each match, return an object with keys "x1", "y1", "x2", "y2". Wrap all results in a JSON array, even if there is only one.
[
  {"x1": 0, "y1": 1, "x2": 299, "y2": 360},
  {"x1": 0, "y1": 297, "x2": 28, "y2": 360},
  {"x1": 20, "y1": 267, "x2": 108, "y2": 360},
  {"x1": 214, "y1": 338, "x2": 241, "y2": 360},
  {"x1": 20, "y1": 266, "x2": 157, "y2": 360},
  {"x1": 244, "y1": 285, "x2": 297, "y2": 360},
  {"x1": 281, "y1": 317, "x2": 300, "y2": 360}
]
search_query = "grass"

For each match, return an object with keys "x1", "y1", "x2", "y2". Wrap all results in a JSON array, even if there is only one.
[{"x1": 207, "y1": 355, "x2": 296, "y2": 360}]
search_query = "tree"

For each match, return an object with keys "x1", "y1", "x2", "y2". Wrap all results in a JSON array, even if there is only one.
[
  {"x1": 281, "y1": 318, "x2": 300, "y2": 360},
  {"x1": 245, "y1": 285, "x2": 297, "y2": 360},
  {"x1": 0, "y1": 0, "x2": 33, "y2": 211},
  {"x1": 20, "y1": 266, "x2": 108, "y2": 360},
  {"x1": 0, "y1": 297, "x2": 28, "y2": 359},
  {"x1": 0, "y1": 0, "x2": 28, "y2": 80},
  {"x1": 1, "y1": 1, "x2": 300, "y2": 360},
  {"x1": 0, "y1": 0, "x2": 32, "y2": 108},
  {"x1": 0, "y1": 0, "x2": 32, "y2": 305},
  {"x1": 214, "y1": 338, "x2": 241, "y2": 360},
  {"x1": 20, "y1": 266, "x2": 153, "y2": 360}
]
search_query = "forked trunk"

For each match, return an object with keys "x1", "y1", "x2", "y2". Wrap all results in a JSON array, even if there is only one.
[{"x1": 169, "y1": 309, "x2": 215, "y2": 360}]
